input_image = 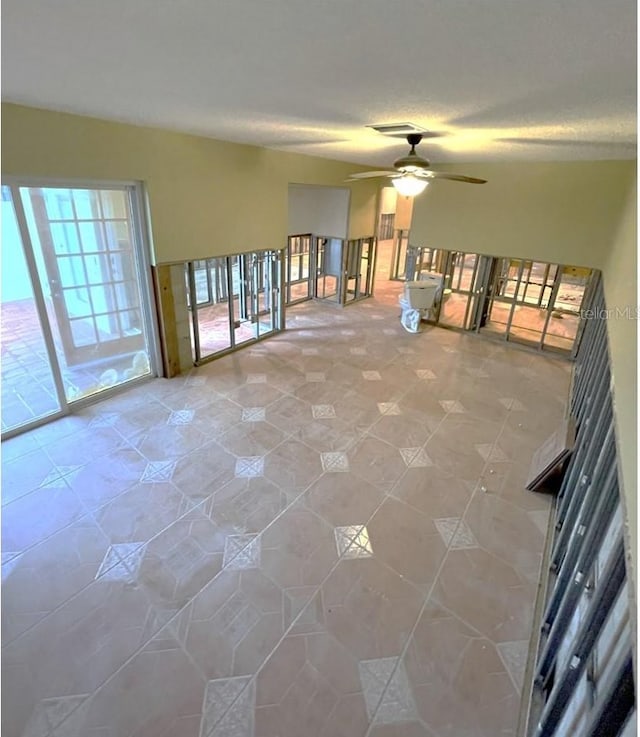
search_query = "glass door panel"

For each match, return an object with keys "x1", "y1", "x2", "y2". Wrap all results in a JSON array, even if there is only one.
[
  {"x1": 468, "y1": 255, "x2": 492, "y2": 333},
  {"x1": 342, "y1": 239, "x2": 362, "y2": 304},
  {"x1": 478, "y1": 257, "x2": 512, "y2": 339},
  {"x1": 500, "y1": 260, "x2": 552, "y2": 347},
  {"x1": 254, "y1": 251, "x2": 278, "y2": 336},
  {"x1": 187, "y1": 249, "x2": 284, "y2": 365},
  {"x1": 1, "y1": 187, "x2": 63, "y2": 433},
  {"x1": 542, "y1": 266, "x2": 589, "y2": 353},
  {"x1": 455, "y1": 252, "x2": 478, "y2": 291},
  {"x1": 189, "y1": 257, "x2": 233, "y2": 360},
  {"x1": 360, "y1": 237, "x2": 376, "y2": 298},
  {"x1": 314, "y1": 237, "x2": 341, "y2": 302},
  {"x1": 519, "y1": 261, "x2": 555, "y2": 307},
  {"x1": 19, "y1": 186, "x2": 154, "y2": 403},
  {"x1": 270, "y1": 250, "x2": 283, "y2": 332},
  {"x1": 508, "y1": 304, "x2": 547, "y2": 347},
  {"x1": 231, "y1": 254, "x2": 257, "y2": 345},
  {"x1": 251, "y1": 253, "x2": 267, "y2": 334},
  {"x1": 285, "y1": 235, "x2": 312, "y2": 304},
  {"x1": 190, "y1": 259, "x2": 212, "y2": 306},
  {"x1": 434, "y1": 251, "x2": 475, "y2": 330}
]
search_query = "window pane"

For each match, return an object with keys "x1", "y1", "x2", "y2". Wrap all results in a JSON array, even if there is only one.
[
  {"x1": 72, "y1": 189, "x2": 101, "y2": 220},
  {"x1": 58, "y1": 256, "x2": 86, "y2": 288},
  {"x1": 100, "y1": 190, "x2": 127, "y2": 219},
  {"x1": 119, "y1": 309, "x2": 142, "y2": 335},
  {"x1": 84, "y1": 254, "x2": 111, "y2": 285},
  {"x1": 115, "y1": 281, "x2": 138, "y2": 310},
  {"x1": 90, "y1": 284, "x2": 116, "y2": 313},
  {"x1": 50, "y1": 222, "x2": 81, "y2": 254},
  {"x1": 104, "y1": 220, "x2": 131, "y2": 250},
  {"x1": 70, "y1": 317, "x2": 97, "y2": 347},
  {"x1": 95, "y1": 313, "x2": 121, "y2": 342},
  {"x1": 78, "y1": 221, "x2": 108, "y2": 252},
  {"x1": 62, "y1": 287, "x2": 93, "y2": 317},
  {"x1": 43, "y1": 189, "x2": 74, "y2": 220},
  {"x1": 109, "y1": 251, "x2": 134, "y2": 281}
]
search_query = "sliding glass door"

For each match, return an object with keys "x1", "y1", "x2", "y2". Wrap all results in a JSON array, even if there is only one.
[
  {"x1": 1, "y1": 182, "x2": 157, "y2": 437},
  {"x1": 403, "y1": 244, "x2": 593, "y2": 356},
  {"x1": 187, "y1": 249, "x2": 283, "y2": 364},
  {"x1": 473, "y1": 257, "x2": 592, "y2": 352},
  {"x1": 285, "y1": 234, "x2": 313, "y2": 305},
  {"x1": 1, "y1": 187, "x2": 64, "y2": 433}
]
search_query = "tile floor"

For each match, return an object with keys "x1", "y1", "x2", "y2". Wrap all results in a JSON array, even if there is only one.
[{"x1": 1, "y1": 264, "x2": 571, "y2": 737}]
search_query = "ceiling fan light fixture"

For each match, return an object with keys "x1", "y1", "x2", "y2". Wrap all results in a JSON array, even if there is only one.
[{"x1": 392, "y1": 174, "x2": 429, "y2": 197}]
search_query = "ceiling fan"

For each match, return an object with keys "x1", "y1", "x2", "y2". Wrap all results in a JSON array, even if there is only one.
[{"x1": 347, "y1": 133, "x2": 487, "y2": 196}]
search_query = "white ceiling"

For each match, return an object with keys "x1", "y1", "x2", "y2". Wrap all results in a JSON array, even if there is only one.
[{"x1": 2, "y1": 0, "x2": 637, "y2": 167}]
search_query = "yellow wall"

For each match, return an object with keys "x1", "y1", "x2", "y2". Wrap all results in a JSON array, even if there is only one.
[
  {"x1": 602, "y1": 178, "x2": 638, "y2": 589},
  {"x1": 409, "y1": 161, "x2": 635, "y2": 268},
  {"x1": 1, "y1": 103, "x2": 379, "y2": 263}
]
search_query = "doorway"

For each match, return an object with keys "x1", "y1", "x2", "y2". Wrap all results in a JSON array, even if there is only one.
[
  {"x1": 313, "y1": 236, "x2": 377, "y2": 305},
  {"x1": 1, "y1": 182, "x2": 158, "y2": 437}
]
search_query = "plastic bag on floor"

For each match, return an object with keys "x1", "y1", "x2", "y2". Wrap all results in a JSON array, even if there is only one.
[{"x1": 400, "y1": 307, "x2": 421, "y2": 333}]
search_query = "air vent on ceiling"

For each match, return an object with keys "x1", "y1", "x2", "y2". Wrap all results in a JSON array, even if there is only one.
[{"x1": 367, "y1": 122, "x2": 427, "y2": 137}]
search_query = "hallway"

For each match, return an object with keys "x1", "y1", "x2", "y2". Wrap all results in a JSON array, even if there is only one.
[{"x1": 1, "y1": 267, "x2": 570, "y2": 737}]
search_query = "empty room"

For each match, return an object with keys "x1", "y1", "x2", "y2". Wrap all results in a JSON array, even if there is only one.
[{"x1": 0, "y1": 1, "x2": 636, "y2": 736}]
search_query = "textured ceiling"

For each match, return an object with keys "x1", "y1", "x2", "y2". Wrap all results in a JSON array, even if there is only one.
[{"x1": 2, "y1": 0, "x2": 637, "y2": 167}]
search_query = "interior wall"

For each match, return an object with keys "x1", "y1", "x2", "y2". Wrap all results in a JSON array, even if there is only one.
[
  {"x1": 270, "y1": 147, "x2": 378, "y2": 240},
  {"x1": 409, "y1": 160, "x2": 635, "y2": 269},
  {"x1": 1, "y1": 103, "x2": 379, "y2": 263},
  {"x1": 379, "y1": 186, "x2": 397, "y2": 214},
  {"x1": 394, "y1": 193, "x2": 414, "y2": 231},
  {"x1": 601, "y1": 177, "x2": 638, "y2": 591},
  {"x1": 287, "y1": 184, "x2": 349, "y2": 238}
]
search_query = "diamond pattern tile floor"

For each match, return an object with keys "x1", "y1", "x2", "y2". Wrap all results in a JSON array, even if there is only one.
[
  {"x1": 242, "y1": 407, "x2": 266, "y2": 422},
  {"x1": 0, "y1": 259, "x2": 570, "y2": 737},
  {"x1": 234, "y1": 456, "x2": 265, "y2": 478},
  {"x1": 334, "y1": 525, "x2": 374, "y2": 559},
  {"x1": 321, "y1": 451, "x2": 350, "y2": 473},
  {"x1": 434, "y1": 518, "x2": 479, "y2": 550},
  {"x1": 140, "y1": 459, "x2": 177, "y2": 483},
  {"x1": 311, "y1": 404, "x2": 336, "y2": 419},
  {"x1": 399, "y1": 447, "x2": 433, "y2": 468}
]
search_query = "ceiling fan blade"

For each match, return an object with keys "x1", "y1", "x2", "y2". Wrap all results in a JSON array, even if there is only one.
[
  {"x1": 347, "y1": 170, "x2": 396, "y2": 180},
  {"x1": 417, "y1": 171, "x2": 487, "y2": 184}
]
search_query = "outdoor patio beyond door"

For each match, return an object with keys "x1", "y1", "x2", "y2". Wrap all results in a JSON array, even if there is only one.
[{"x1": 1, "y1": 183, "x2": 157, "y2": 437}]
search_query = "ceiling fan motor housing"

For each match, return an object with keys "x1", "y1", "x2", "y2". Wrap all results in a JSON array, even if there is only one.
[
  {"x1": 347, "y1": 131, "x2": 486, "y2": 184},
  {"x1": 393, "y1": 133, "x2": 431, "y2": 171}
]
